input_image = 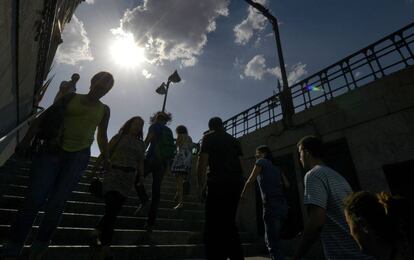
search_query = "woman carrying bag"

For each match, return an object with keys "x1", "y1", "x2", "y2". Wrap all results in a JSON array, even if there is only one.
[{"x1": 90, "y1": 116, "x2": 147, "y2": 260}]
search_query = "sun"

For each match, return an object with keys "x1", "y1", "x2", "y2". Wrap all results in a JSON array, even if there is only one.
[{"x1": 110, "y1": 32, "x2": 146, "y2": 68}]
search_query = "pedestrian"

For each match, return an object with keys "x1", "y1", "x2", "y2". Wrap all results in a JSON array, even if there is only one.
[
  {"x1": 293, "y1": 135, "x2": 372, "y2": 260},
  {"x1": 90, "y1": 116, "x2": 147, "y2": 260},
  {"x1": 344, "y1": 191, "x2": 414, "y2": 260},
  {"x1": 197, "y1": 117, "x2": 245, "y2": 260},
  {"x1": 144, "y1": 111, "x2": 175, "y2": 230},
  {"x1": 240, "y1": 145, "x2": 289, "y2": 260},
  {"x1": 0, "y1": 72, "x2": 113, "y2": 260},
  {"x1": 53, "y1": 73, "x2": 80, "y2": 103},
  {"x1": 171, "y1": 125, "x2": 193, "y2": 210}
]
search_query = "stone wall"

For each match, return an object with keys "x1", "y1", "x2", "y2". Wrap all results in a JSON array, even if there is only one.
[
  {"x1": 236, "y1": 65, "x2": 414, "y2": 258},
  {"x1": 0, "y1": 0, "x2": 84, "y2": 166}
]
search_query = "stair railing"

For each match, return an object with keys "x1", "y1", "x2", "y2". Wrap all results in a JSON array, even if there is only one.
[
  {"x1": 0, "y1": 107, "x2": 45, "y2": 144},
  {"x1": 223, "y1": 22, "x2": 414, "y2": 138}
]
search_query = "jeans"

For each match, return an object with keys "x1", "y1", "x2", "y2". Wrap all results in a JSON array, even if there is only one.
[
  {"x1": 263, "y1": 199, "x2": 288, "y2": 260},
  {"x1": 204, "y1": 178, "x2": 244, "y2": 260},
  {"x1": 96, "y1": 191, "x2": 126, "y2": 245},
  {"x1": 1, "y1": 148, "x2": 90, "y2": 257},
  {"x1": 146, "y1": 160, "x2": 167, "y2": 226}
]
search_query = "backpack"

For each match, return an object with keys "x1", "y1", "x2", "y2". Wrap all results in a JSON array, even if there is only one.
[
  {"x1": 33, "y1": 93, "x2": 75, "y2": 152},
  {"x1": 154, "y1": 126, "x2": 176, "y2": 162}
]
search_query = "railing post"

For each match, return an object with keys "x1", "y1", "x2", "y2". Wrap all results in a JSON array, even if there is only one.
[{"x1": 271, "y1": 16, "x2": 294, "y2": 127}]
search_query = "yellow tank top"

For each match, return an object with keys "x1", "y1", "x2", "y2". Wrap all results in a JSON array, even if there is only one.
[{"x1": 61, "y1": 94, "x2": 105, "y2": 152}]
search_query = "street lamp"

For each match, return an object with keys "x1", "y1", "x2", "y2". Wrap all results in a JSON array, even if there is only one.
[
  {"x1": 155, "y1": 70, "x2": 181, "y2": 112},
  {"x1": 244, "y1": 0, "x2": 294, "y2": 127}
]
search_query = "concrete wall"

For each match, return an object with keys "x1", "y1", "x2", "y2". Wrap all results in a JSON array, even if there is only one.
[
  {"x1": 0, "y1": 0, "x2": 84, "y2": 166},
  {"x1": 236, "y1": 65, "x2": 414, "y2": 258},
  {"x1": 0, "y1": 0, "x2": 45, "y2": 166}
]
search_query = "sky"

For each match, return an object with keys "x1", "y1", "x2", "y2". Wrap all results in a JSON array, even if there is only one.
[{"x1": 40, "y1": 0, "x2": 414, "y2": 156}]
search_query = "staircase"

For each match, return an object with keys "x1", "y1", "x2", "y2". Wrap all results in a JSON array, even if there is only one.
[{"x1": 0, "y1": 156, "x2": 264, "y2": 259}]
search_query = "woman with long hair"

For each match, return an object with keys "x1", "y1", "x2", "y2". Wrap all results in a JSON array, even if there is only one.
[
  {"x1": 171, "y1": 125, "x2": 193, "y2": 209},
  {"x1": 241, "y1": 145, "x2": 290, "y2": 260},
  {"x1": 344, "y1": 191, "x2": 413, "y2": 260},
  {"x1": 91, "y1": 116, "x2": 146, "y2": 259}
]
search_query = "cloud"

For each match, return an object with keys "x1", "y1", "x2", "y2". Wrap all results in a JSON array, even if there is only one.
[
  {"x1": 244, "y1": 55, "x2": 269, "y2": 80},
  {"x1": 244, "y1": 54, "x2": 308, "y2": 84},
  {"x1": 114, "y1": 0, "x2": 230, "y2": 67},
  {"x1": 85, "y1": 0, "x2": 94, "y2": 4},
  {"x1": 55, "y1": 15, "x2": 93, "y2": 65},
  {"x1": 142, "y1": 69, "x2": 154, "y2": 79},
  {"x1": 234, "y1": 0, "x2": 268, "y2": 45}
]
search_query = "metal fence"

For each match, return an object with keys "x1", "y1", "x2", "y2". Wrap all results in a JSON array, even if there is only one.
[{"x1": 223, "y1": 22, "x2": 414, "y2": 138}]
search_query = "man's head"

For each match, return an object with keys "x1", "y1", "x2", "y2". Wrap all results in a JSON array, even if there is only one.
[
  {"x1": 88, "y1": 72, "x2": 114, "y2": 100},
  {"x1": 71, "y1": 73, "x2": 80, "y2": 82},
  {"x1": 297, "y1": 135, "x2": 324, "y2": 170},
  {"x1": 208, "y1": 117, "x2": 224, "y2": 131}
]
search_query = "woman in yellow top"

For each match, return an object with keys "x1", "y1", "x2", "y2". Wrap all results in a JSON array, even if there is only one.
[{"x1": 0, "y1": 72, "x2": 114, "y2": 260}]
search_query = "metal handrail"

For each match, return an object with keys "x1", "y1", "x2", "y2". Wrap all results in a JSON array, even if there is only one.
[
  {"x1": 0, "y1": 107, "x2": 45, "y2": 144},
  {"x1": 223, "y1": 22, "x2": 414, "y2": 138}
]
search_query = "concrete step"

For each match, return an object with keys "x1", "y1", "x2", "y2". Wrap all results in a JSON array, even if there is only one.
[
  {"x1": 1, "y1": 188, "x2": 204, "y2": 211},
  {"x1": 0, "y1": 158, "x2": 263, "y2": 260},
  {"x1": 0, "y1": 195, "x2": 205, "y2": 220},
  {"x1": 0, "y1": 208, "x2": 205, "y2": 232},
  {"x1": 0, "y1": 168, "x2": 183, "y2": 190},
  {"x1": 4, "y1": 174, "x2": 182, "y2": 194},
  {"x1": 0, "y1": 225, "x2": 211, "y2": 245},
  {"x1": 0, "y1": 243, "x2": 265, "y2": 260},
  {"x1": 1, "y1": 183, "x2": 201, "y2": 203},
  {"x1": 0, "y1": 224, "x2": 253, "y2": 246}
]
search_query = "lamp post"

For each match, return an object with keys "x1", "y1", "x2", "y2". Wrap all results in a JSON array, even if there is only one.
[
  {"x1": 155, "y1": 70, "x2": 181, "y2": 112},
  {"x1": 244, "y1": 0, "x2": 294, "y2": 126}
]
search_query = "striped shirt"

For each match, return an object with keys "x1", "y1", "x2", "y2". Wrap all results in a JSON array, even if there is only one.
[{"x1": 304, "y1": 165, "x2": 372, "y2": 260}]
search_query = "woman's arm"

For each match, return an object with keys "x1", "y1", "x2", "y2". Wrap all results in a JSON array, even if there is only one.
[
  {"x1": 144, "y1": 132, "x2": 154, "y2": 149},
  {"x1": 97, "y1": 105, "x2": 110, "y2": 170},
  {"x1": 92, "y1": 135, "x2": 117, "y2": 176},
  {"x1": 240, "y1": 164, "x2": 262, "y2": 199},
  {"x1": 136, "y1": 159, "x2": 145, "y2": 185}
]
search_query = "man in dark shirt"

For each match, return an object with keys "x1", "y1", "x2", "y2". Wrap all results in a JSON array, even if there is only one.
[{"x1": 197, "y1": 117, "x2": 245, "y2": 260}]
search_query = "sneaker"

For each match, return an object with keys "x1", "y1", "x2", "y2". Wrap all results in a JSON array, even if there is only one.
[
  {"x1": 173, "y1": 203, "x2": 184, "y2": 210},
  {"x1": 134, "y1": 204, "x2": 144, "y2": 215},
  {"x1": 134, "y1": 201, "x2": 149, "y2": 215},
  {"x1": 89, "y1": 229, "x2": 102, "y2": 247}
]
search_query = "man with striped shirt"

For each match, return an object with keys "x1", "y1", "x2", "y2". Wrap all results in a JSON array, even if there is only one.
[{"x1": 293, "y1": 136, "x2": 372, "y2": 260}]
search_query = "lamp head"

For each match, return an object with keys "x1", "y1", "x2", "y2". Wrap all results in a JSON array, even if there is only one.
[
  {"x1": 168, "y1": 70, "x2": 181, "y2": 83},
  {"x1": 156, "y1": 82, "x2": 167, "y2": 95}
]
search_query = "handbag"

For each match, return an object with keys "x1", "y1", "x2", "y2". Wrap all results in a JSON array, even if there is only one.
[{"x1": 88, "y1": 133, "x2": 125, "y2": 199}]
